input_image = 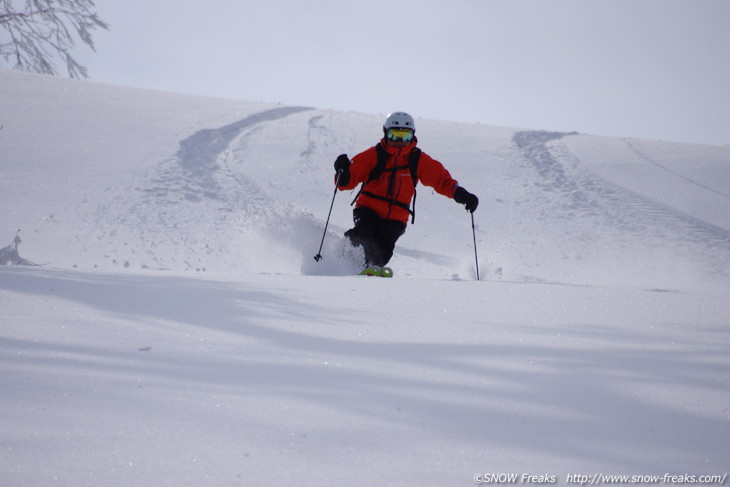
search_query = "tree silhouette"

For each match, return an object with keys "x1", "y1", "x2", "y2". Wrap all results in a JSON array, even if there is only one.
[{"x1": 0, "y1": 0, "x2": 108, "y2": 78}]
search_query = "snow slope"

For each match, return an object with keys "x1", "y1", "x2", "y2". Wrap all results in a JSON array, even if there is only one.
[{"x1": 1, "y1": 70, "x2": 729, "y2": 486}]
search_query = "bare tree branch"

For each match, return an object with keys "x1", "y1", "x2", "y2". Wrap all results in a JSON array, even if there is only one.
[{"x1": 0, "y1": 0, "x2": 109, "y2": 78}]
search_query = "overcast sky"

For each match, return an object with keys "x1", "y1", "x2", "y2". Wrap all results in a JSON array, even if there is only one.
[{"x1": 74, "y1": 0, "x2": 730, "y2": 146}]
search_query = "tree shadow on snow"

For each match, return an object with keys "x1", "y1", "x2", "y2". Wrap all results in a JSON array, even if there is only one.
[{"x1": 2, "y1": 266, "x2": 729, "y2": 475}]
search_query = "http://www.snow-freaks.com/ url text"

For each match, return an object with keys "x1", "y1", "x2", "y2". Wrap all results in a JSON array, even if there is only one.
[{"x1": 473, "y1": 472, "x2": 728, "y2": 485}]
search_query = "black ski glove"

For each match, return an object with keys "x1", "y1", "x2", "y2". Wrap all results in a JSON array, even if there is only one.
[
  {"x1": 334, "y1": 154, "x2": 351, "y2": 186},
  {"x1": 453, "y1": 186, "x2": 479, "y2": 213}
]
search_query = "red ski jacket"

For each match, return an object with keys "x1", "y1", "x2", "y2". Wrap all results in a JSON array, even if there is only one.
[{"x1": 337, "y1": 138, "x2": 460, "y2": 225}]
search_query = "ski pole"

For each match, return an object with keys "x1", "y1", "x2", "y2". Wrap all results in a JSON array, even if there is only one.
[
  {"x1": 314, "y1": 170, "x2": 342, "y2": 262},
  {"x1": 471, "y1": 212, "x2": 480, "y2": 280}
]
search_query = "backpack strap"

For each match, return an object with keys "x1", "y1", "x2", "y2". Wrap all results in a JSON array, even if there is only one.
[
  {"x1": 349, "y1": 144, "x2": 385, "y2": 206},
  {"x1": 407, "y1": 147, "x2": 421, "y2": 223},
  {"x1": 369, "y1": 143, "x2": 390, "y2": 181},
  {"x1": 351, "y1": 144, "x2": 422, "y2": 223}
]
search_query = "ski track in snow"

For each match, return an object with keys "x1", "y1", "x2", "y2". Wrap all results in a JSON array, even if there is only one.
[
  {"x1": 144, "y1": 106, "x2": 314, "y2": 213},
  {"x1": 176, "y1": 106, "x2": 314, "y2": 190},
  {"x1": 91, "y1": 106, "x2": 364, "y2": 275},
  {"x1": 511, "y1": 130, "x2": 730, "y2": 282}
]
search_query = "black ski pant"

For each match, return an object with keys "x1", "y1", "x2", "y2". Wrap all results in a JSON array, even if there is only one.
[{"x1": 345, "y1": 207, "x2": 406, "y2": 267}]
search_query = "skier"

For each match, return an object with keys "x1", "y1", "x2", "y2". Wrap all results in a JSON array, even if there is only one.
[{"x1": 334, "y1": 111, "x2": 479, "y2": 275}]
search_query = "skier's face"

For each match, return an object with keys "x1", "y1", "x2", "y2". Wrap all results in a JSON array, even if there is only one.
[{"x1": 387, "y1": 138, "x2": 410, "y2": 148}]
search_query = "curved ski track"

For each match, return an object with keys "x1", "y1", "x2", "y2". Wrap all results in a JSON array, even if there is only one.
[
  {"x1": 512, "y1": 130, "x2": 730, "y2": 280},
  {"x1": 95, "y1": 107, "x2": 315, "y2": 271}
]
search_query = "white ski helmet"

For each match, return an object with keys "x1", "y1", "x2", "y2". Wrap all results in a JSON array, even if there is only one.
[{"x1": 383, "y1": 112, "x2": 415, "y2": 132}]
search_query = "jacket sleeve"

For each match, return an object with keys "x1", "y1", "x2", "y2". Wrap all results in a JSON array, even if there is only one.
[
  {"x1": 336, "y1": 146, "x2": 378, "y2": 191},
  {"x1": 416, "y1": 152, "x2": 460, "y2": 198}
]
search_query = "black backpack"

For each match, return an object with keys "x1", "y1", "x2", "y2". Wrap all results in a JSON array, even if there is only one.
[{"x1": 351, "y1": 143, "x2": 422, "y2": 223}]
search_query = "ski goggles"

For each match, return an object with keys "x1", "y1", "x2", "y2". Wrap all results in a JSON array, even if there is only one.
[{"x1": 386, "y1": 127, "x2": 414, "y2": 142}]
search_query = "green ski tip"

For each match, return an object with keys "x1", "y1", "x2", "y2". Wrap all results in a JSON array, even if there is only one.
[{"x1": 358, "y1": 266, "x2": 393, "y2": 278}]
